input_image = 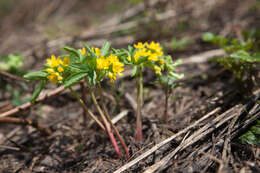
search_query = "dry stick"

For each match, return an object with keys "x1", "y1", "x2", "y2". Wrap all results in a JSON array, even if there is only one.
[
  {"x1": 0, "y1": 117, "x2": 52, "y2": 135},
  {"x1": 0, "y1": 71, "x2": 25, "y2": 82},
  {"x1": 0, "y1": 86, "x2": 65, "y2": 118},
  {"x1": 136, "y1": 66, "x2": 143, "y2": 142},
  {"x1": 143, "y1": 105, "x2": 242, "y2": 173},
  {"x1": 181, "y1": 49, "x2": 226, "y2": 65},
  {"x1": 0, "y1": 127, "x2": 21, "y2": 145},
  {"x1": 111, "y1": 110, "x2": 129, "y2": 124},
  {"x1": 0, "y1": 144, "x2": 20, "y2": 151},
  {"x1": 68, "y1": 87, "x2": 105, "y2": 131},
  {"x1": 87, "y1": 84, "x2": 122, "y2": 158},
  {"x1": 97, "y1": 83, "x2": 130, "y2": 159},
  {"x1": 113, "y1": 107, "x2": 221, "y2": 173},
  {"x1": 87, "y1": 110, "x2": 129, "y2": 129}
]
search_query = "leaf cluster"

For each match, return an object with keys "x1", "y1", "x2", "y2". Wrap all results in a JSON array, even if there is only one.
[
  {"x1": 240, "y1": 120, "x2": 260, "y2": 145},
  {"x1": 202, "y1": 31, "x2": 260, "y2": 81}
]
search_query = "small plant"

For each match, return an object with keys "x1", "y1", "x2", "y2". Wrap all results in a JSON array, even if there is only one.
[
  {"x1": 203, "y1": 31, "x2": 260, "y2": 145},
  {"x1": 240, "y1": 120, "x2": 260, "y2": 145},
  {"x1": 202, "y1": 31, "x2": 260, "y2": 90},
  {"x1": 24, "y1": 42, "x2": 129, "y2": 159},
  {"x1": 170, "y1": 37, "x2": 194, "y2": 51},
  {"x1": 124, "y1": 41, "x2": 183, "y2": 141},
  {"x1": 0, "y1": 53, "x2": 24, "y2": 74},
  {"x1": 24, "y1": 41, "x2": 182, "y2": 157},
  {"x1": 155, "y1": 58, "x2": 184, "y2": 124}
]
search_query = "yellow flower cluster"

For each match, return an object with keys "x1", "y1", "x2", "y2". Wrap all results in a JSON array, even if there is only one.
[
  {"x1": 79, "y1": 47, "x2": 101, "y2": 57},
  {"x1": 45, "y1": 55, "x2": 69, "y2": 83},
  {"x1": 133, "y1": 42, "x2": 165, "y2": 75},
  {"x1": 133, "y1": 41, "x2": 164, "y2": 62},
  {"x1": 93, "y1": 49, "x2": 124, "y2": 81},
  {"x1": 79, "y1": 46, "x2": 124, "y2": 81}
]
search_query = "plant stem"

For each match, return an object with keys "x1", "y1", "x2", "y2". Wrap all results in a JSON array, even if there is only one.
[
  {"x1": 97, "y1": 82, "x2": 130, "y2": 159},
  {"x1": 80, "y1": 82, "x2": 87, "y2": 125},
  {"x1": 164, "y1": 86, "x2": 169, "y2": 124},
  {"x1": 68, "y1": 87, "x2": 105, "y2": 131},
  {"x1": 86, "y1": 82, "x2": 122, "y2": 158},
  {"x1": 136, "y1": 66, "x2": 143, "y2": 142}
]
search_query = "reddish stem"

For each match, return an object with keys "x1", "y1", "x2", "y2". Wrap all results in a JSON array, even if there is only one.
[
  {"x1": 107, "y1": 124, "x2": 122, "y2": 158},
  {"x1": 98, "y1": 83, "x2": 130, "y2": 159},
  {"x1": 87, "y1": 83, "x2": 122, "y2": 158}
]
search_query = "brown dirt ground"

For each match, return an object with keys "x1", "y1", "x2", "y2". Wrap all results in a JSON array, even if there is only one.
[{"x1": 0, "y1": 0, "x2": 260, "y2": 172}]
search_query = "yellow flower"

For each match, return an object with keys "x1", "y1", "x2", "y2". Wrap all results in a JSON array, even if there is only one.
[
  {"x1": 148, "y1": 41, "x2": 160, "y2": 51},
  {"x1": 91, "y1": 47, "x2": 101, "y2": 56},
  {"x1": 62, "y1": 56, "x2": 70, "y2": 66},
  {"x1": 46, "y1": 68, "x2": 54, "y2": 74},
  {"x1": 57, "y1": 67, "x2": 64, "y2": 73},
  {"x1": 112, "y1": 61, "x2": 124, "y2": 75},
  {"x1": 148, "y1": 54, "x2": 159, "y2": 62},
  {"x1": 47, "y1": 72, "x2": 62, "y2": 84},
  {"x1": 47, "y1": 74, "x2": 57, "y2": 84},
  {"x1": 154, "y1": 66, "x2": 162, "y2": 75},
  {"x1": 46, "y1": 55, "x2": 61, "y2": 67},
  {"x1": 159, "y1": 59, "x2": 165, "y2": 65},
  {"x1": 79, "y1": 48, "x2": 86, "y2": 56},
  {"x1": 134, "y1": 42, "x2": 145, "y2": 49},
  {"x1": 127, "y1": 56, "x2": 131, "y2": 62},
  {"x1": 108, "y1": 72, "x2": 115, "y2": 80},
  {"x1": 97, "y1": 56, "x2": 109, "y2": 70}
]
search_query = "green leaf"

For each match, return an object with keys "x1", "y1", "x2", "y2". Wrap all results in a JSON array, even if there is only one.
[
  {"x1": 64, "y1": 46, "x2": 81, "y2": 58},
  {"x1": 251, "y1": 125, "x2": 260, "y2": 135},
  {"x1": 82, "y1": 42, "x2": 97, "y2": 57},
  {"x1": 240, "y1": 131, "x2": 258, "y2": 145},
  {"x1": 169, "y1": 71, "x2": 184, "y2": 80},
  {"x1": 172, "y1": 59, "x2": 182, "y2": 67},
  {"x1": 170, "y1": 37, "x2": 194, "y2": 50},
  {"x1": 230, "y1": 50, "x2": 254, "y2": 62},
  {"x1": 252, "y1": 53, "x2": 260, "y2": 62},
  {"x1": 64, "y1": 72, "x2": 88, "y2": 88},
  {"x1": 100, "y1": 41, "x2": 111, "y2": 57},
  {"x1": 131, "y1": 66, "x2": 137, "y2": 77},
  {"x1": 202, "y1": 32, "x2": 215, "y2": 42},
  {"x1": 88, "y1": 71, "x2": 97, "y2": 86},
  {"x1": 31, "y1": 80, "x2": 47, "y2": 104},
  {"x1": 24, "y1": 70, "x2": 48, "y2": 80},
  {"x1": 67, "y1": 63, "x2": 89, "y2": 73}
]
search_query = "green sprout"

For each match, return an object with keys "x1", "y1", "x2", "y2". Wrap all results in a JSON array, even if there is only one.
[{"x1": 202, "y1": 31, "x2": 260, "y2": 91}]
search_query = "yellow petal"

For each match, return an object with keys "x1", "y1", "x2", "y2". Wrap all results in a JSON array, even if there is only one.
[{"x1": 57, "y1": 67, "x2": 64, "y2": 72}]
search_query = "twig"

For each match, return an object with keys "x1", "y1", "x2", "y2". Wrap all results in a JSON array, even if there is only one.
[
  {"x1": 0, "y1": 86, "x2": 65, "y2": 118},
  {"x1": 113, "y1": 107, "x2": 220, "y2": 173},
  {"x1": 0, "y1": 144, "x2": 20, "y2": 151},
  {"x1": 143, "y1": 106, "x2": 241, "y2": 173},
  {"x1": 0, "y1": 127, "x2": 21, "y2": 145},
  {"x1": 181, "y1": 49, "x2": 226, "y2": 65},
  {"x1": 0, "y1": 71, "x2": 25, "y2": 82},
  {"x1": 111, "y1": 110, "x2": 129, "y2": 124},
  {"x1": 0, "y1": 117, "x2": 52, "y2": 135}
]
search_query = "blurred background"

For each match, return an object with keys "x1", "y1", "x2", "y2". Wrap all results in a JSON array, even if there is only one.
[
  {"x1": 1, "y1": 0, "x2": 260, "y2": 111},
  {"x1": 0, "y1": 0, "x2": 259, "y2": 55}
]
